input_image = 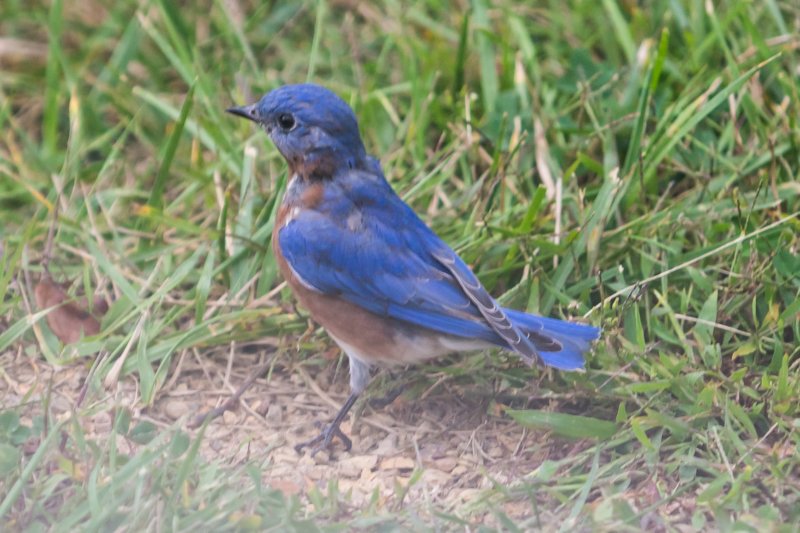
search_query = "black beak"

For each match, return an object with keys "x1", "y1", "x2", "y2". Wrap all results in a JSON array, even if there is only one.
[{"x1": 226, "y1": 103, "x2": 260, "y2": 122}]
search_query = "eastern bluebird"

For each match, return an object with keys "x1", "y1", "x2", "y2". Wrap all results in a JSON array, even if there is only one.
[{"x1": 228, "y1": 84, "x2": 600, "y2": 455}]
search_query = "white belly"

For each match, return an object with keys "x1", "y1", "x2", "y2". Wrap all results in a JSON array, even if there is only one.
[{"x1": 329, "y1": 330, "x2": 490, "y2": 393}]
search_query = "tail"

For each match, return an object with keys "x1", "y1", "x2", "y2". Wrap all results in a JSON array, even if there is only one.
[{"x1": 504, "y1": 308, "x2": 600, "y2": 371}]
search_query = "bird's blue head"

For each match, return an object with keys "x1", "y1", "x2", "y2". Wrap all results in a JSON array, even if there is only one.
[{"x1": 228, "y1": 84, "x2": 367, "y2": 179}]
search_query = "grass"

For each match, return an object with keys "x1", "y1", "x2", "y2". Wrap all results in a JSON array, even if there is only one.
[{"x1": 1, "y1": 0, "x2": 799, "y2": 530}]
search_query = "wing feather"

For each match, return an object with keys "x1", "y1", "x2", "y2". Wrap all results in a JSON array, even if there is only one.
[{"x1": 431, "y1": 249, "x2": 541, "y2": 364}]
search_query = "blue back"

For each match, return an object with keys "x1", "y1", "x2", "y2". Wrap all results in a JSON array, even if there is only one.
[{"x1": 278, "y1": 169, "x2": 599, "y2": 369}]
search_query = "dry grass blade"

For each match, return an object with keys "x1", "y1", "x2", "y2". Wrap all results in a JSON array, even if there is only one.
[{"x1": 187, "y1": 354, "x2": 274, "y2": 429}]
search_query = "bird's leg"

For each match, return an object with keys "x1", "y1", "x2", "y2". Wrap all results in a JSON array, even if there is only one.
[
  {"x1": 295, "y1": 392, "x2": 359, "y2": 456},
  {"x1": 368, "y1": 383, "x2": 406, "y2": 409},
  {"x1": 367, "y1": 370, "x2": 408, "y2": 409}
]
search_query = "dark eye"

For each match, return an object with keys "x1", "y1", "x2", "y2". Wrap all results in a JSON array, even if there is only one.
[{"x1": 277, "y1": 113, "x2": 295, "y2": 131}]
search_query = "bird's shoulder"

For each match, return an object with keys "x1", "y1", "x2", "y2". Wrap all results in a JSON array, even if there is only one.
[{"x1": 278, "y1": 168, "x2": 423, "y2": 235}]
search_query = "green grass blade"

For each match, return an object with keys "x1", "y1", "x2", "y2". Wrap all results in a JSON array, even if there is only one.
[
  {"x1": 505, "y1": 409, "x2": 617, "y2": 439},
  {"x1": 148, "y1": 82, "x2": 196, "y2": 211}
]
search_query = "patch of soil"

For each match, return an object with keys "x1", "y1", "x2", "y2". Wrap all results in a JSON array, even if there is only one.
[{"x1": 2, "y1": 344, "x2": 574, "y2": 515}]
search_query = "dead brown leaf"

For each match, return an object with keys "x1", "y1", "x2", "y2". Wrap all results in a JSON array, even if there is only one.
[{"x1": 34, "y1": 277, "x2": 105, "y2": 344}]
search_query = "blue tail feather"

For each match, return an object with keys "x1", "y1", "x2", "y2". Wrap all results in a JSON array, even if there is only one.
[{"x1": 504, "y1": 308, "x2": 600, "y2": 371}]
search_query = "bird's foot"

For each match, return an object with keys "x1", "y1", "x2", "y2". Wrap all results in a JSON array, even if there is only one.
[{"x1": 294, "y1": 421, "x2": 352, "y2": 457}]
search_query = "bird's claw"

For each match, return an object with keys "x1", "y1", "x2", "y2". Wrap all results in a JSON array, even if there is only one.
[{"x1": 294, "y1": 423, "x2": 352, "y2": 456}]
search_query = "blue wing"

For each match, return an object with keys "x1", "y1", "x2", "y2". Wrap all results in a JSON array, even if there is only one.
[{"x1": 278, "y1": 169, "x2": 599, "y2": 370}]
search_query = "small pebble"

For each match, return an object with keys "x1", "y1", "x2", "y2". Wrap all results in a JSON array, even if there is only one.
[
  {"x1": 264, "y1": 404, "x2": 283, "y2": 423},
  {"x1": 164, "y1": 400, "x2": 189, "y2": 420}
]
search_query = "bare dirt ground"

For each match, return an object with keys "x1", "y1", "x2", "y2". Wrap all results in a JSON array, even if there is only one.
[{"x1": 3, "y1": 342, "x2": 582, "y2": 518}]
